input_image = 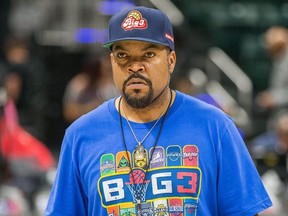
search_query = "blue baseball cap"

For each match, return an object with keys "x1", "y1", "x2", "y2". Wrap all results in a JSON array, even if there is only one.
[{"x1": 103, "y1": 6, "x2": 175, "y2": 50}]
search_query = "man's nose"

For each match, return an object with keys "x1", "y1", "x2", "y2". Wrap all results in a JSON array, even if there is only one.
[{"x1": 127, "y1": 59, "x2": 144, "y2": 73}]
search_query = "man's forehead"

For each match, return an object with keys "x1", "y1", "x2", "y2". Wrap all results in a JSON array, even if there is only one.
[{"x1": 112, "y1": 41, "x2": 166, "y2": 51}]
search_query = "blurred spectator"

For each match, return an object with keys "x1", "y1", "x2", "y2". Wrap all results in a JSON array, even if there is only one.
[
  {"x1": 63, "y1": 53, "x2": 119, "y2": 123},
  {"x1": 249, "y1": 109, "x2": 288, "y2": 215},
  {"x1": 255, "y1": 26, "x2": 288, "y2": 119},
  {"x1": 250, "y1": 109, "x2": 288, "y2": 181},
  {"x1": 251, "y1": 109, "x2": 288, "y2": 155},
  {"x1": 3, "y1": 35, "x2": 48, "y2": 141}
]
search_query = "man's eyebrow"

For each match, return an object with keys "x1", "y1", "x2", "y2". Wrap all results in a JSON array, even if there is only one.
[
  {"x1": 112, "y1": 44, "x2": 125, "y2": 51},
  {"x1": 141, "y1": 44, "x2": 163, "y2": 51}
]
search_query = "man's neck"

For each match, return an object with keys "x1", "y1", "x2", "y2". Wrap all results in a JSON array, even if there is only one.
[{"x1": 116, "y1": 89, "x2": 175, "y2": 123}]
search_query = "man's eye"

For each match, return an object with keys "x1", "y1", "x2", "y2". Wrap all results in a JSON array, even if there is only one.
[
  {"x1": 145, "y1": 52, "x2": 155, "y2": 58},
  {"x1": 116, "y1": 52, "x2": 127, "y2": 58}
]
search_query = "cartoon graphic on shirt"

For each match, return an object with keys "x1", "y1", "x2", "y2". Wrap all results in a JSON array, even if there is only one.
[
  {"x1": 150, "y1": 146, "x2": 165, "y2": 168},
  {"x1": 154, "y1": 200, "x2": 169, "y2": 216},
  {"x1": 100, "y1": 153, "x2": 115, "y2": 175},
  {"x1": 168, "y1": 199, "x2": 183, "y2": 216},
  {"x1": 120, "y1": 203, "x2": 136, "y2": 216},
  {"x1": 166, "y1": 145, "x2": 182, "y2": 166},
  {"x1": 117, "y1": 151, "x2": 131, "y2": 173},
  {"x1": 98, "y1": 144, "x2": 202, "y2": 216},
  {"x1": 183, "y1": 145, "x2": 198, "y2": 167},
  {"x1": 137, "y1": 202, "x2": 153, "y2": 216}
]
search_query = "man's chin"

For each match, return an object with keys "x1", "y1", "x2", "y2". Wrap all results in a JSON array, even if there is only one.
[
  {"x1": 124, "y1": 94, "x2": 152, "y2": 109},
  {"x1": 125, "y1": 89, "x2": 148, "y2": 99}
]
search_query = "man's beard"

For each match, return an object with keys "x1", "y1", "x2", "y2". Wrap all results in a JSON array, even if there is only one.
[{"x1": 122, "y1": 73, "x2": 153, "y2": 109}]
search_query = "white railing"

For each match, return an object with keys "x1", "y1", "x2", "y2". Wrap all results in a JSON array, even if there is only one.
[
  {"x1": 207, "y1": 47, "x2": 253, "y2": 114},
  {"x1": 189, "y1": 69, "x2": 251, "y2": 131}
]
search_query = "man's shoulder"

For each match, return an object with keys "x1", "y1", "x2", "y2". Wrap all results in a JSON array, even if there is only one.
[
  {"x1": 177, "y1": 91, "x2": 226, "y2": 113},
  {"x1": 176, "y1": 91, "x2": 232, "y2": 124}
]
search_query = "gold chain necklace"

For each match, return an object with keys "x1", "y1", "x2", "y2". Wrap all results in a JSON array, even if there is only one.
[
  {"x1": 118, "y1": 89, "x2": 173, "y2": 207},
  {"x1": 122, "y1": 102, "x2": 167, "y2": 156}
]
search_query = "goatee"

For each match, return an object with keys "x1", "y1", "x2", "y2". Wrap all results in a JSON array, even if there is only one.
[{"x1": 122, "y1": 73, "x2": 153, "y2": 109}]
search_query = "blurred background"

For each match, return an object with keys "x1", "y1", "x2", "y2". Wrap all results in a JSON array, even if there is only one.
[{"x1": 0, "y1": 0, "x2": 288, "y2": 215}]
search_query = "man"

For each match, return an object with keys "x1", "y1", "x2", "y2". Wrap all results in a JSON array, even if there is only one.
[
  {"x1": 45, "y1": 6, "x2": 272, "y2": 215},
  {"x1": 256, "y1": 26, "x2": 288, "y2": 117}
]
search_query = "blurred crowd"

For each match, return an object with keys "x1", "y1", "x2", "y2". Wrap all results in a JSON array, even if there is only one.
[
  {"x1": 0, "y1": 32, "x2": 120, "y2": 214},
  {"x1": 0, "y1": 35, "x2": 54, "y2": 215}
]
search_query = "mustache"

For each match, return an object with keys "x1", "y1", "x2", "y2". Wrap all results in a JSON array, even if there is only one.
[{"x1": 123, "y1": 73, "x2": 152, "y2": 87}]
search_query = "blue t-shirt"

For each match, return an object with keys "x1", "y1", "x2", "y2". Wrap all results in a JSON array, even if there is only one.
[{"x1": 45, "y1": 91, "x2": 272, "y2": 216}]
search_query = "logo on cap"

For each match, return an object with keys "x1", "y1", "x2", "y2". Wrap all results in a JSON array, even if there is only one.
[{"x1": 122, "y1": 10, "x2": 148, "y2": 31}]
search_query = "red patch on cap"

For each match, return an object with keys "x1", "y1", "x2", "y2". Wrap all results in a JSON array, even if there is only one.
[
  {"x1": 165, "y1": 33, "x2": 174, "y2": 42},
  {"x1": 122, "y1": 10, "x2": 148, "y2": 31}
]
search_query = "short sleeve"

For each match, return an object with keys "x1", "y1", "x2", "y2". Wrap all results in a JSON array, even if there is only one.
[
  {"x1": 217, "y1": 121, "x2": 272, "y2": 215},
  {"x1": 45, "y1": 131, "x2": 87, "y2": 216}
]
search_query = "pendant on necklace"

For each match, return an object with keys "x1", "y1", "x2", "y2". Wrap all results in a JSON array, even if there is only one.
[
  {"x1": 135, "y1": 144, "x2": 145, "y2": 158},
  {"x1": 134, "y1": 144, "x2": 147, "y2": 169}
]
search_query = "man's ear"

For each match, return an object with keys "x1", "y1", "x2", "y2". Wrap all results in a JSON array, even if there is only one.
[{"x1": 168, "y1": 51, "x2": 176, "y2": 73}]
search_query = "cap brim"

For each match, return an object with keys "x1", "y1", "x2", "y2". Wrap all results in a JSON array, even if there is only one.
[{"x1": 102, "y1": 37, "x2": 171, "y2": 49}]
